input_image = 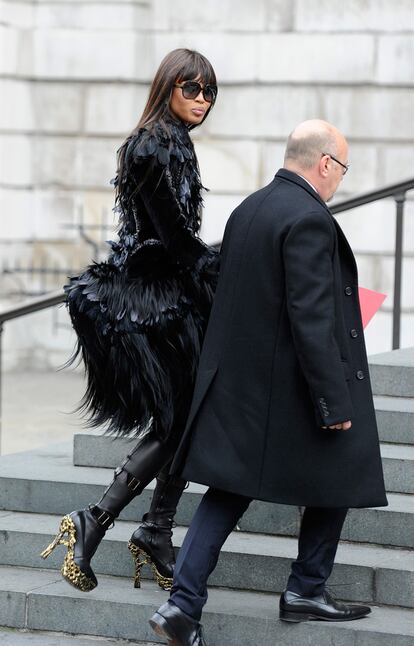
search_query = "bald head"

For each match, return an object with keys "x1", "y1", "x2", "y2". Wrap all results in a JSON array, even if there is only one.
[
  {"x1": 284, "y1": 120, "x2": 344, "y2": 169},
  {"x1": 283, "y1": 119, "x2": 349, "y2": 202}
]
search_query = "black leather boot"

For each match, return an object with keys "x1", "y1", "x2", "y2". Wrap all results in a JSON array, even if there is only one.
[
  {"x1": 128, "y1": 471, "x2": 186, "y2": 590},
  {"x1": 40, "y1": 506, "x2": 112, "y2": 591},
  {"x1": 41, "y1": 435, "x2": 173, "y2": 592},
  {"x1": 150, "y1": 601, "x2": 207, "y2": 645}
]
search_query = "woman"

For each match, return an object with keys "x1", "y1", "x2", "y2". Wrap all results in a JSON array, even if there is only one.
[{"x1": 41, "y1": 48, "x2": 219, "y2": 594}]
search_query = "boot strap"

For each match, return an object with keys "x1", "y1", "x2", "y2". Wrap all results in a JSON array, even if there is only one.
[
  {"x1": 127, "y1": 476, "x2": 142, "y2": 492},
  {"x1": 89, "y1": 506, "x2": 114, "y2": 529}
]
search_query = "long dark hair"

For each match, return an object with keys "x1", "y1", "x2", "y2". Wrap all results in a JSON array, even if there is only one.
[
  {"x1": 116, "y1": 49, "x2": 216, "y2": 187},
  {"x1": 139, "y1": 48, "x2": 216, "y2": 131}
]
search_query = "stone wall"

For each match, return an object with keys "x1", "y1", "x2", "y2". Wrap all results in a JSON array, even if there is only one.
[{"x1": 1, "y1": 0, "x2": 414, "y2": 369}]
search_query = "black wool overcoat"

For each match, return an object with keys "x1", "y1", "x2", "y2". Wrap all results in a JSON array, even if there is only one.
[{"x1": 171, "y1": 169, "x2": 387, "y2": 508}]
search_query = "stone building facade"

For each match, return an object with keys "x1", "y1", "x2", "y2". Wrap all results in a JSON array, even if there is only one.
[{"x1": 1, "y1": 0, "x2": 414, "y2": 369}]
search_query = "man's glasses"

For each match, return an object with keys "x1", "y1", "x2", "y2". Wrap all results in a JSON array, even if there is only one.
[
  {"x1": 174, "y1": 81, "x2": 217, "y2": 104},
  {"x1": 322, "y1": 152, "x2": 349, "y2": 175}
]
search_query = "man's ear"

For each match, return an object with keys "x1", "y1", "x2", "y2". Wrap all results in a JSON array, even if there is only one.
[{"x1": 319, "y1": 154, "x2": 330, "y2": 178}]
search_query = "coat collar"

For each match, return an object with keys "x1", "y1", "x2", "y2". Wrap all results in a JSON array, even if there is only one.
[{"x1": 275, "y1": 168, "x2": 331, "y2": 214}]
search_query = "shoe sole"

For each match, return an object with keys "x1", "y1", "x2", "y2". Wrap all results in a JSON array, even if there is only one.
[
  {"x1": 280, "y1": 610, "x2": 371, "y2": 622},
  {"x1": 149, "y1": 613, "x2": 180, "y2": 645}
]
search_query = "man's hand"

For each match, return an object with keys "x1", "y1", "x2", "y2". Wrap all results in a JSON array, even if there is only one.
[{"x1": 322, "y1": 420, "x2": 352, "y2": 431}]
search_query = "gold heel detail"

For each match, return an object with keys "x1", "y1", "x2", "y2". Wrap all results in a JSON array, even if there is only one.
[
  {"x1": 40, "y1": 524, "x2": 66, "y2": 559},
  {"x1": 128, "y1": 540, "x2": 173, "y2": 591},
  {"x1": 151, "y1": 563, "x2": 173, "y2": 592},
  {"x1": 40, "y1": 515, "x2": 97, "y2": 592},
  {"x1": 128, "y1": 540, "x2": 147, "y2": 589}
]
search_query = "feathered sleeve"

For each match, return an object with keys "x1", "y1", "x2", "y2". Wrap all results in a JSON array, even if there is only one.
[{"x1": 122, "y1": 126, "x2": 217, "y2": 270}]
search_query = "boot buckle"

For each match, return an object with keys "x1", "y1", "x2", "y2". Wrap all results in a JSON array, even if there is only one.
[
  {"x1": 96, "y1": 510, "x2": 112, "y2": 528},
  {"x1": 128, "y1": 477, "x2": 141, "y2": 492}
]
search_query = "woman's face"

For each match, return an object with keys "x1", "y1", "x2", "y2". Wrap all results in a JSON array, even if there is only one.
[{"x1": 169, "y1": 77, "x2": 212, "y2": 125}]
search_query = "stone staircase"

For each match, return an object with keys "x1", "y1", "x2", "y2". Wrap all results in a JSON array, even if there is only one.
[{"x1": 0, "y1": 348, "x2": 413, "y2": 645}]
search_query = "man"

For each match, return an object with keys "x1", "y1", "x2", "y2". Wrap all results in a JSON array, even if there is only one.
[{"x1": 149, "y1": 120, "x2": 387, "y2": 645}]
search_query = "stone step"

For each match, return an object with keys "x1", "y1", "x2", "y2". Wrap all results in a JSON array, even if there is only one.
[
  {"x1": 73, "y1": 432, "x2": 149, "y2": 469},
  {"x1": 381, "y1": 443, "x2": 414, "y2": 494},
  {"x1": 0, "y1": 628, "x2": 157, "y2": 646},
  {"x1": 73, "y1": 432, "x2": 414, "y2": 494},
  {"x1": 369, "y1": 347, "x2": 414, "y2": 398},
  {"x1": 0, "y1": 444, "x2": 412, "y2": 549},
  {"x1": 375, "y1": 395, "x2": 414, "y2": 445},
  {"x1": 1, "y1": 511, "x2": 412, "y2": 608},
  {"x1": 1, "y1": 566, "x2": 414, "y2": 646}
]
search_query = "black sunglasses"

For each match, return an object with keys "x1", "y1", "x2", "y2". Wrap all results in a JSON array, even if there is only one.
[
  {"x1": 174, "y1": 81, "x2": 217, "y2": 104},
  {"x1": 322, "y1": 152, "x2": 350, "y2": 175}
]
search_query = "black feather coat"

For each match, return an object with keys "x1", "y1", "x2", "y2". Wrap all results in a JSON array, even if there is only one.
[{"x1": 65, "y1": 117, "x2": 219, "y2": 441}]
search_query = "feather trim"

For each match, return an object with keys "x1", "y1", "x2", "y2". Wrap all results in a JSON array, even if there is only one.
[{"x1": 64, "y1": 248, "x2": 218, "y2": 439}]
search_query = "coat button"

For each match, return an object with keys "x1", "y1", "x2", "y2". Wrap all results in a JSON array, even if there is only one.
[
  {"x1": 356, "y1": 370, "x2": 365, "y2": 380},
  {"x1": 344, "y1": 286, "x2": 353, "y2": 296},
  {"x1": 350, "y1": 328, "x2": 358, "y2": 338}
]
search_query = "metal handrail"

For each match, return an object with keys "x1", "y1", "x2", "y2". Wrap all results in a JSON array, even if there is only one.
[
  {"x1": 0, "y1": 289, "x2": 65, "y2": 325},
  {"x1": 1, "y1": 179, "x2": 411, "y2": 327},
  {"x1": 330, "y1": 177, "x2": 414, "y2": 214}
]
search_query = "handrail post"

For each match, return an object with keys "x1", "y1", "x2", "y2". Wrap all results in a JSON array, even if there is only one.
[{"x1": 392, "y1": 192, "x2": 406, "y2": 350}]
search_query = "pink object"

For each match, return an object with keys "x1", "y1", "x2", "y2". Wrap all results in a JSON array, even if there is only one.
[{"x1": 358, "y1": 287, "x2": 387, "y2": 329}]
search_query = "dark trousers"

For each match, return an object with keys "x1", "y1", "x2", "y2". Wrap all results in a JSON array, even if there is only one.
[{"x1": 170, "y1": 487, "x2": 348, "y2": 621}]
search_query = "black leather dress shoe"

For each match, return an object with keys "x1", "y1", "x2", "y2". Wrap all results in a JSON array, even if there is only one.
[
  {"x1": 149, "y1": 601, "x2": 207, "y2": 645},
  {"x1": 279, "y1": 590, "x2": 371, "y2": 622}
]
